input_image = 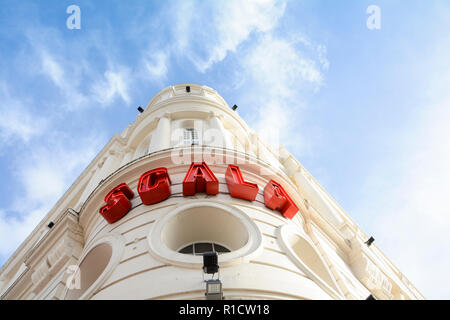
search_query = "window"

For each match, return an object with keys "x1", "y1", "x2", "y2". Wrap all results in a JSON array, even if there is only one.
[
  {"x1": 148, "y1": 201, "x2": 263, "y2": 268},
  {"x1": 178, "y1": 242, "x2": 231, "y2": 255},
  {"x1": 161, "y1": 205, "x2": 248, "y2": 254},
  {"x1": 184, "y1": 128, "x2": 199, "y2": 146},
  {"x1": 63, "y1": 234, "x2": 125, "y2": 300},
  {"x1": 65, "y1": 243, "x2": 112, "y2": 300}
]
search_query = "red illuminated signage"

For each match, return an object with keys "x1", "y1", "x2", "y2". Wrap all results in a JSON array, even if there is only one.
[
  {"x1": 264, "y1": 180, "x2": 299, "y2": 220},
  {"x1": 99, "y1": 163, "x2": 299, "y2": 223},
  {"x1": 225, "y1": 164, "x2": 258, "y2": 201},
  {"x1": 99, "y1": 183, "x2": 135, "y2": 224},
  {"x1": 183, "y1": 162, "x2": 219, "y2": 196},
  {"x1": 138, "y1": 167, "x2": 171, "y2": 205}
]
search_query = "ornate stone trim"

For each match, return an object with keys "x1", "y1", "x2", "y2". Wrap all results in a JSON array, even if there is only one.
[{"x1": 25, "y1": 210, "x2": 84, "y2": 294}]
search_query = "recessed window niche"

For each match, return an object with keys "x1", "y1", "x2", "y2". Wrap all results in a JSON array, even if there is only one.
[
  {"x1": 64, "y1": 234, "x2": 125, "y2": 300},
  {"x1": 148, "y1": 201, "x2": 262, "y2": 267},
  {"x1": 277, "y1": 224, "x2": 342, "y2": 299}
]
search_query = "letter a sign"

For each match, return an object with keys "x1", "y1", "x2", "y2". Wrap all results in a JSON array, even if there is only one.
[{"x1": 182, "y1": 162, "x2": 219, "y2": 196}]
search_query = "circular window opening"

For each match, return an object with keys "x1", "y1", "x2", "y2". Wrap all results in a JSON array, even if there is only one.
[
  {"x1": 162, "y1": 205, "x2": 249, "y2": 254},
  {"x1": 148, "y1": 201, "x2": 263, "y2": 267},
  {"x1": 178, "y1": 242, "x2": 231, "y2": 255},
  {"x1": 65, "y1": 242, "x2": 112, "y2": 300}
]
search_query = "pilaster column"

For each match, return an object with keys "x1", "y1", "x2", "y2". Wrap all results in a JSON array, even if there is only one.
[
  {"x1": 119, "y1": 146, "x2": 135, "y2": 166},
  {"x1": 206, "y1": 113, "x2": 233, "y2": 149},
  {"x1": 148, "y1": 114, "x2": 172, "y2": 153},
  {"x1": 292, "y1": 170, "x2": 344, "y2": 227}
]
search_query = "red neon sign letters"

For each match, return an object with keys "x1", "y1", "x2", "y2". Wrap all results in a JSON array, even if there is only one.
[
  {"x1": 264, "y1": 180, "x2": 299, "y2": 220},
  {"x1": 99, "y1": 163, "x2": 299, "y2": 223},
  {"x1": 225, "y1": 164, "x2": 259, "y2": 201},
  {"x1": 138, "y1": 167, "x2": 172, "y2": 205},
  {"x1": 99, "y1": 183, "x2": 135, "y2": 224},
  {"x1": 183, "y1": 162, "x2": 219, "y2": 196}
]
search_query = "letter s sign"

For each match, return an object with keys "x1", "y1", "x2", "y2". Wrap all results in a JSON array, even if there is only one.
[{"x1": 99, "y1": 183, "x2": 134, "y2": 224}]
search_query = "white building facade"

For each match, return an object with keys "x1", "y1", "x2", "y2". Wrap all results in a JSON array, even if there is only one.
[{"x1": 0, "y1": 84, "x2": 424, "y2": 300}]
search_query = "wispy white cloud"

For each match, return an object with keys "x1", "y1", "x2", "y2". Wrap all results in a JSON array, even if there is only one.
[
  {"x1": 0, "y1": 83, "x2": 48, "y2": 144},
  {"x1": 39, "y1": 50, "x2": 89, "y2": 110},
  {"x1": 0, "y1": 207, "x2": 50, "y2": 259},
  {"x1": 165, "y1": 0, "x2": 328, "y2": 157},
  {"x1": 142, "y1": 50, "x2": 169, "y2": 80},
  {"x1": 0, "y1": 22, "x2": 129, "y2": 263},
  {"x1": 13, "y1": 132, "x2": 107, "y2": 208},
  {"x1": 91, "y1": 68, "x2": 132, "y2": 106},
  {"x1": 26, "y1": 28, "x2": 133, "y2": 110},
  {"x1": 0, "y1": 131, "x2": 107, "y2": 260},
  {"x1": 170, "y1": 0, "x2": 286, "y2": 72},
  {"x1": 236, "y1": 33, "x2": 328, "y2": 156},
  {"x1": 243, "y1": 35, "x2": 324, "y2": 92},
  {"x1": 317, "y1": 44, "x2": 330, "y2": 71},
  {"x1": 41, "y1": 53, "x2": 64, "y2": 86}
]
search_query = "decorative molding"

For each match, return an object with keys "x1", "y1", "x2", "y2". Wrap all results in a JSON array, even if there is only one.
[
  {"x1": 62, "y1": 232, "x2": 126, "y2": 300},
  {"x1": 162, "y1": 112, "x2": 172, "y2": 119},
  {"x1": 25, "y1": 210, "x2": 84, "y2": 294},
  {"x1": 351, "y1": 254, "x2": 393, "y2": 299},
  {"x1": 277, "y1": 224, "x2": 344, "y2": 300},
  {"x1": 349, "y1": 242, "x2": 393, "y2": 299},
  {"x1": 170, "y1": 85, "x2": 176, "y2": 97}
]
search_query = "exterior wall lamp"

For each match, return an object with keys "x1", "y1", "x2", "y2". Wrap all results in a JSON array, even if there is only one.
[{"x1": 203, "y1": 251, "x2": 223, "y2": 300}]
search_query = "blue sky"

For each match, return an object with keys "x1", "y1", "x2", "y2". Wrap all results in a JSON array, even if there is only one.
[{"x1": 1, "y1": 0, "x2": 449, "y2": 299}]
